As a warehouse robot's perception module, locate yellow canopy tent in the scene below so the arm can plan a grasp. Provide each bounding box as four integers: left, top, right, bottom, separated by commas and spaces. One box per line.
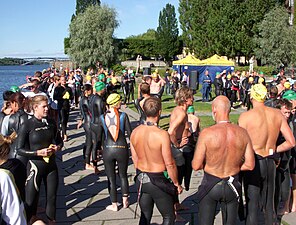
172, 55, 201, 65
198, 54, 235, 66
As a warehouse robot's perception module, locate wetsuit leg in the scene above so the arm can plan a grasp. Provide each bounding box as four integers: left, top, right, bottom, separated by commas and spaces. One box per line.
83, 124, 92, 164
45, 166, 58, 220
139, 181, 175, 225
183, 151, 194, 191
115, 149, 129, 197
90, 124, 100, 167
60, 108, 69, 137
25, 160, 44, 220
243, 156, 260, 225
103, 149, 117, 202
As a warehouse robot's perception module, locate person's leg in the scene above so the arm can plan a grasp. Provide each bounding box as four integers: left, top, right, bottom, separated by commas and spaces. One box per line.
230, 90, 236, 107
198, 187, 219, 225
103, 150, 118, 211
45, 166, 59, 221
84, 125, 93, 166
116, 148, 129, 208
183, 151, 194, 191
264, 159, 276, 225
139, 190, 154, 225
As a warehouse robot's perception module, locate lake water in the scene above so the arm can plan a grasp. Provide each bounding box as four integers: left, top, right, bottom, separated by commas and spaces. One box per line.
0, 64, 50, 106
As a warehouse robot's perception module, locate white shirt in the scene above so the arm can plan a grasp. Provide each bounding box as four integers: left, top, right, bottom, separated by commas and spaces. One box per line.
0, 169, 27, 225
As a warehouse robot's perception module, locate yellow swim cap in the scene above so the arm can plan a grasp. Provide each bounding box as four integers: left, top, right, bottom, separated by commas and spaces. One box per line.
227, 74, 232, 79
250, 84, 267, 102
86, 75, 91, 81
107, 93, 121, 106
152, 72, 158, 78
111, 77, 117, 85
258, 77, 264, 84
284, 82, 291, 89
249, 77, 254, 82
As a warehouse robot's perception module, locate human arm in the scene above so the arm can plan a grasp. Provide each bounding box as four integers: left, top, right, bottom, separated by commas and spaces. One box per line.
192, 130, 207, 170
168, 110, 188, 148
124, 113, 132, 139
162, 131, 183, 194
130, 132, 138, 169
277, 114, 295, 152
241, 133, 255, 171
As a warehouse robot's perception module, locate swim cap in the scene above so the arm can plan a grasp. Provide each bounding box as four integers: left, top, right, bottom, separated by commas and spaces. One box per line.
187, 106, 195, 113
249, 77, 254, 82
106, 77, 111, 83
227, 74, 232, 79
259, 71, 264, 75
98, 73, 105, 81
122, 70, 127, 73
95, 81, 106, 92
250, 84, 267, 102
111, 77, 117, 85
258, 77, 265, 84
283, 90, 296, 100
284, 82, 291, 89
107, 93, 121, 106
86, 75, 91, 81
152, 72, 158, 78
10, 85, 20, 92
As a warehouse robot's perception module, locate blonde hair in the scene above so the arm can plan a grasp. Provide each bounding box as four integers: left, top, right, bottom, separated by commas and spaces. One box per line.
0, 132, 17, 158
175, 86, 193, 106
31, 95, 48, 111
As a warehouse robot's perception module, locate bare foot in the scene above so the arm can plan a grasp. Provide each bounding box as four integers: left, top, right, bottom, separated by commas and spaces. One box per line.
85, 164, 95, 170
94, 167, 100, 174
123, 196, 129, 208
106, 204, 118, 212
291, 206, 296, 212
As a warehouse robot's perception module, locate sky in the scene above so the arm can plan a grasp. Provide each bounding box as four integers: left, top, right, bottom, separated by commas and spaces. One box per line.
0, 0, 179, 58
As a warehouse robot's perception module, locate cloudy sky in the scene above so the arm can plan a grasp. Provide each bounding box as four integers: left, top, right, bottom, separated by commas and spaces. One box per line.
0, 0, 179, 58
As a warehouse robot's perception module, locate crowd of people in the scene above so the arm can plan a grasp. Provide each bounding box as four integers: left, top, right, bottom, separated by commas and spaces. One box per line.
1, 63, 296, 225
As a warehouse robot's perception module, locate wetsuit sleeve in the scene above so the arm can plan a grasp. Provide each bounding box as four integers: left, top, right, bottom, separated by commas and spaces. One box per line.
16, 122, 37, 157
68, 87, 74, 100
53, 86, 63, 101
54, 121, 63, 149
124, 114, 132, 139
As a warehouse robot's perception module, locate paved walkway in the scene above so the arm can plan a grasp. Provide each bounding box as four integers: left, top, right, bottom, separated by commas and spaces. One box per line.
36, 104, 296, 225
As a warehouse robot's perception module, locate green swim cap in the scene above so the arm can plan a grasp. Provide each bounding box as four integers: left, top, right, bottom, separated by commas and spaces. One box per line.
10, 85, 20, 92
106, 77, 111, 83
283, 90, 296, 100
98, 73, 105, 81
187, 106, 195, 113
95, 81, 106, 92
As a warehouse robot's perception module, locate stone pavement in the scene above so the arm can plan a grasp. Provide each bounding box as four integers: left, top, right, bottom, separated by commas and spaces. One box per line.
36, 104, 296, 225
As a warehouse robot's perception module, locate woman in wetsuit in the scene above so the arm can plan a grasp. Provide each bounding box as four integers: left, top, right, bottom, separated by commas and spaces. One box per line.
98, 93, 132, 211
77, 84, 98, 173
7, 92, 30, 162
16, 95, 63, 223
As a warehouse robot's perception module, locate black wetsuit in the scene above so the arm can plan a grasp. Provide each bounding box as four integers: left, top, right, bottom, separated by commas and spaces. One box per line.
241, 154, 276, 225
16, 116, 63, 221
89, 94, 106, 166
7, 109, 30, 163
98, 111, 132, 203
53, 84, 73, 139
197, 172, 241, 225
136, 171, 176, 225
134, 97, 146, 124
79, 95, 92, 165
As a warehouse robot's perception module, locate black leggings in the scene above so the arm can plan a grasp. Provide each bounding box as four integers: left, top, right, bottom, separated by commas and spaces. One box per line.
83, 123, 92, 164
178, 151, 194, 191
198, 180, 239, 225
90, 123, 101, 167
103, 147, 129, 202
26, 159, 58, 221
243, 156, 276, 225
139, 181, 175, 225
58, 108, 69, 137
274, 166, 290, 215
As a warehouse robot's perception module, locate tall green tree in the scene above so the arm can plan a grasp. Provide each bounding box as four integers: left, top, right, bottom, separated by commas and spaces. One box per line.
68, 5, 118, 68
76, 0, 100, 15
156, 3, 181, 64
254, 6, 296, 67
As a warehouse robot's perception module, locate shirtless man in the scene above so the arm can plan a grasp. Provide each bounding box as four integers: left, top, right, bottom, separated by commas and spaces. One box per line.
192, 96, 255, 225
130, 97, 182, 225
168, 86, 193, 213
238, 84, 295, 225
150, 73, 165, 98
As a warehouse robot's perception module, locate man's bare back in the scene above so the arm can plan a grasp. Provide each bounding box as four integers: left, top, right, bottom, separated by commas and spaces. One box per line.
239, 104, 294, 157
130, 124, 173, 173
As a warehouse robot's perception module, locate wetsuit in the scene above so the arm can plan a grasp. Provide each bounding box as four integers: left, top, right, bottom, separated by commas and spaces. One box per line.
53, 84, 73, 139
128, 75, 135, 103
134, 97, 146, 124
7, 109, 30, 162
241, 154, 276, 225
79, 95, 92, 165
98, 111, 132, 203
89, 94, 106, 167
16, 116, 63, 221
122, 74, 130, 104
136, 171, 176, 225
198, 172, 241, 225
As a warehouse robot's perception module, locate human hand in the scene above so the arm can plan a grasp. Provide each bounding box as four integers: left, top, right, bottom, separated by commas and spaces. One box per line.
179, 137, 188, 148
77, 120, 83, 129
38, 148, 53, 157
177, 184, 183, 194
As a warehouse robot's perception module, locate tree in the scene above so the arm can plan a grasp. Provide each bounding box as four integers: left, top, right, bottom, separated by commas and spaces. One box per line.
156, 3, 181, 64
76, 0, 100, 15
254, 6, 296, 67
68, 5, 118, 68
